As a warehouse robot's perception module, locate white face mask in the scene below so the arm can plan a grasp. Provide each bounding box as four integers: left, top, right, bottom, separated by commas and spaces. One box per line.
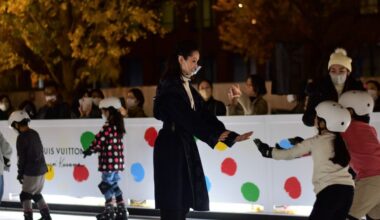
45, 95, 57, 102
199, 89, 211, 101
183, 64, 202, 79
368, 89, 378, 101
329, 73, 347, 85
0, 103, 6, 111
286, 94, 296, 103
101, 114, 107, 121
126, 98, 137, 108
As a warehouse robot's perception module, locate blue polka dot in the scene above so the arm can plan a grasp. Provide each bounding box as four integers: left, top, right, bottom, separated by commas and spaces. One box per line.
279, 139, 293, 149
205, 176, 211, 192
131, 163, 145, 182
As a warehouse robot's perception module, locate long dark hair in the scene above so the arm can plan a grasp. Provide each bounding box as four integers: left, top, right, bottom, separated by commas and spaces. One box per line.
162, 40, 199, 81
247, 74, 267, 96
129, 88, 145, 108
317, 117, 350, 167
330, 132, 350, 167
106, 107, 125, 136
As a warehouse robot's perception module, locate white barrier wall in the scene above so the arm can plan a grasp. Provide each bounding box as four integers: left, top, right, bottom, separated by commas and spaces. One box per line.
1, 114, 380, 212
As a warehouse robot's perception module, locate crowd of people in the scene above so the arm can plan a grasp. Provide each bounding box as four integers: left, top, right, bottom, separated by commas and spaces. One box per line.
0, 43, 380, 220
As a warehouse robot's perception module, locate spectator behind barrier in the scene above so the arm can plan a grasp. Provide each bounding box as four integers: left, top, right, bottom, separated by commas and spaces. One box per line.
227, 74, 268, 115
36, 82, 72, 119
126, 88, 147, 118
0, 95, 14, 120
365, 80, 380, 112
197, 79, 226, 116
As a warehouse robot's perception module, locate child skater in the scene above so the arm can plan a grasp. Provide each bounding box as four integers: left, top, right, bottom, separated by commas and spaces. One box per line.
0, 130, 12, 204
338, 90, 380, 220
83, 97, 127, 220
254, 101, 354, 220
8, 110, 51, 220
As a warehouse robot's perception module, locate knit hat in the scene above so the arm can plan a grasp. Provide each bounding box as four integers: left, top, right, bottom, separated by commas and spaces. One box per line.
328, 48, 352, 72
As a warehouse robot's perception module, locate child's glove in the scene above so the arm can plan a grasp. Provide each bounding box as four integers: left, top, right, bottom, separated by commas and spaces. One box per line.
288, 136, 304, 145
82, 149, 92, 158
17, 173, 23, 184
253, 139, 272, 158
3, 157, 10, 172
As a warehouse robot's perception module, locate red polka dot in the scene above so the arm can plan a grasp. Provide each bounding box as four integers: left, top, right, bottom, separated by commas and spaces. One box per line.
221, 157, 237, 176
284, 176, 302, 199
144, 127, 158, 147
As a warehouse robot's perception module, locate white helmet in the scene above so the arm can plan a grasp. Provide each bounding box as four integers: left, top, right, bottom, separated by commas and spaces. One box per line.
99, 97, 121, 109
339, 90, 374, 116
8, 110, 30, 128
315, 101, 351, 132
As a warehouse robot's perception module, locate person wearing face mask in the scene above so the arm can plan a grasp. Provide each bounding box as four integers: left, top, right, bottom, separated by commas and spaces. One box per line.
365, 80, 380, 112
125, 88, 146, 118
0, 95, 14, 120
302, 48, 364, 127
36, 82, 71, 119
153, 40, 253, 220
197, 79, 226, 116
227, 74, 268, 115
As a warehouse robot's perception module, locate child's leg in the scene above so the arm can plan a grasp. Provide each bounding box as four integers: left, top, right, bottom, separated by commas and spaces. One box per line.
97, 173, 116, 220
19, 191, 33, 219
23, 175, 51, 220
309, 184, 353, 220
349, 175, 380, 219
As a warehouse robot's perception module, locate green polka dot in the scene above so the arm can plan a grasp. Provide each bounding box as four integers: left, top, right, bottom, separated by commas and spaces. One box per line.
80, 131, 95, 151
241, 182, 260, 202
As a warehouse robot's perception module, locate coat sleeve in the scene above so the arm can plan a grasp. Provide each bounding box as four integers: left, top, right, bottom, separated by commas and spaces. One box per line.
89, 126, 107, 153
272, 139, 312, 160
155, 87, 232, 148
16, 137, 25, 176
0, 132, 12, 160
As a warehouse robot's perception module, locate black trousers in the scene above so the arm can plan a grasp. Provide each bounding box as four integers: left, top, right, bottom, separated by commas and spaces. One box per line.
160, 209, 189, 220
309, 184, 354, 220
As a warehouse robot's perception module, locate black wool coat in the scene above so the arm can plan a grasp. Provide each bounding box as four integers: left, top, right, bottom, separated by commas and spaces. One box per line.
302, 75, 364, 126
153, 77, 236, 211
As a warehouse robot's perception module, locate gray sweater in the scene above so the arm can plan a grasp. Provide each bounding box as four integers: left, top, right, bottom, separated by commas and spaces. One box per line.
0, 132, 12, 175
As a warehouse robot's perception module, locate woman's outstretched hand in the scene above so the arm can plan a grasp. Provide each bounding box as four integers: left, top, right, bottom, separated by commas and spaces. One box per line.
235, 131, 253, 142
218, 131, 230, 142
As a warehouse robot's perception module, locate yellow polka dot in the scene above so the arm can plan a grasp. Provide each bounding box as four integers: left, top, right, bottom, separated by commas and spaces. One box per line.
215, 142, 228, 151
45, 164, 55, 181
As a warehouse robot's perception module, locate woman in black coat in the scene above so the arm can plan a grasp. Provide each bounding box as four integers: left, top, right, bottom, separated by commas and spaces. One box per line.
153, 41, 252, 220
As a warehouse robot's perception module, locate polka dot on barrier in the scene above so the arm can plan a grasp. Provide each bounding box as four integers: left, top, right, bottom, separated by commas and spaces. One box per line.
215, 142, 228, 151
73, 164, 89, 182
284, 176, 302, 199
278, 139, 293, 149
241, 182, 260, 202
131, 163, 145, 182
80, 131, 95, 151
144, 127, 157, 147
205, 176, 212, 192
221, 157, 237, 176
45, 164, 55, 181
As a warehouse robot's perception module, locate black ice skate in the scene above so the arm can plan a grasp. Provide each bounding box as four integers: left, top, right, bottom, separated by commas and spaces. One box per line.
115, 203, 128, 220
38, 208, 52, 220
24, 212, 33, 220
96, 204, 115, 220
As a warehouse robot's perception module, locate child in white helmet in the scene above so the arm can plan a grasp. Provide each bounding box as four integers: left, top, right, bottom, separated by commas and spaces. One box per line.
254, 101, 354, 220
339, 90, 380, 220
8, 110, 51, 220
83, 97, 127, 220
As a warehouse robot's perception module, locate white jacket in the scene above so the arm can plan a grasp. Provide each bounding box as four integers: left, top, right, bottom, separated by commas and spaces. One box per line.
272, 131, 354, 194
0, 131, 12, 175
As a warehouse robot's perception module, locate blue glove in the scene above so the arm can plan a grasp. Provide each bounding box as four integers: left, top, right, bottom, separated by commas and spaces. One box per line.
253, 139, 272, 158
